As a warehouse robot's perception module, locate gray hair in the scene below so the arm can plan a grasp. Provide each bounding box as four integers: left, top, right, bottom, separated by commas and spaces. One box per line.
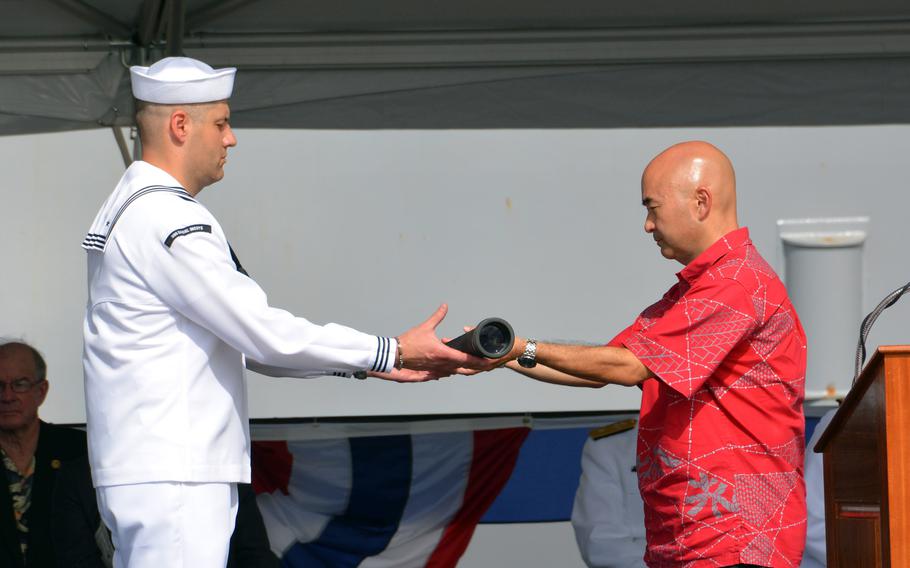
0, 340, 47, 382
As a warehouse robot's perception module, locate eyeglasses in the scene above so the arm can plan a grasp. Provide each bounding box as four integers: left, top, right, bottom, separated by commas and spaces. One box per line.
0, 379, 45, 393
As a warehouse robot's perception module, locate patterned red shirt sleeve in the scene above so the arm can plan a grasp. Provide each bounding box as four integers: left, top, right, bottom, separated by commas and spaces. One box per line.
606, 324, 635, 348
622, 277, 759, 398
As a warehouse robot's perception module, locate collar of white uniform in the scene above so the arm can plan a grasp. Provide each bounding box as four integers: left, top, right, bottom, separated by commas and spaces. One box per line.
82, 161, 192, 252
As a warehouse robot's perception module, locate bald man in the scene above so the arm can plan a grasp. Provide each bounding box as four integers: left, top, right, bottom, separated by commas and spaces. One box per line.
482, 141, 808, 567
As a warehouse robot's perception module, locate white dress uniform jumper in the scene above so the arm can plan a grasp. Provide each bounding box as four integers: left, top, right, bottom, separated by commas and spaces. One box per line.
82, 57, 396, 567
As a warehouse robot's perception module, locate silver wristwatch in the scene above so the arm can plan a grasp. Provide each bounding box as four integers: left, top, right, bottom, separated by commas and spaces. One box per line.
517, 339, 538, 368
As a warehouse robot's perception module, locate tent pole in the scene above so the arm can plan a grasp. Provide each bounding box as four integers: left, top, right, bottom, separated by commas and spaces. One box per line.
133, 128, 143, 162
166, 0, 185, 56
111, 127, 133, 168
137, 0, 164, 47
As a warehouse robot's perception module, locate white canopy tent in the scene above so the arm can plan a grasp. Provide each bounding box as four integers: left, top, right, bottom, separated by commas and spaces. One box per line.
3, 0, 910, 136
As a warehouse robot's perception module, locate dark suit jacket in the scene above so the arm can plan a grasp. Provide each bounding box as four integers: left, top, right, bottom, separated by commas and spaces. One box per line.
0, 421, 87, 568
228, 483, 280, 568
52, 455, 279, 568
50, 453, 106, 568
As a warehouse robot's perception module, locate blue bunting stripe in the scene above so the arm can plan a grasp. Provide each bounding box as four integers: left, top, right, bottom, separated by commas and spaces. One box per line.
282, 435, 412, 567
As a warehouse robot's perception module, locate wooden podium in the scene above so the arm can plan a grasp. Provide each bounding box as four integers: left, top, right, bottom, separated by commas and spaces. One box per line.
815, 345, 910, 567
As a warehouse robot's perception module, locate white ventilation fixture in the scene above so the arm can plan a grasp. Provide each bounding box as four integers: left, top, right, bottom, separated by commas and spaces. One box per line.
777, 216, 869, 400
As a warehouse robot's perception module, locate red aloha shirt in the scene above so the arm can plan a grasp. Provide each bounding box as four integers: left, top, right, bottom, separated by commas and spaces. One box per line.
610, 227, 807, 568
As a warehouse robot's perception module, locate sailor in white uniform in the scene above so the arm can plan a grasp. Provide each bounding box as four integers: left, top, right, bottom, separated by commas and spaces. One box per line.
801, 408, 836, 568
82, 57, 483, 568
571, 419, 647, 568
572, 414, 832, 568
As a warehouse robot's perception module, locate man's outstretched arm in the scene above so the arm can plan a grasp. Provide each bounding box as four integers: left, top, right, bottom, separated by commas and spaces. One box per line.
531, 342, 654, 386
503, 361, 606, 388
473, 340, 654, 388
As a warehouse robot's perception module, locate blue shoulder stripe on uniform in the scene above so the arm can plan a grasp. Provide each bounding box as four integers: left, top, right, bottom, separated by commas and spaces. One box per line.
81, 232, 107, 251
82, 234, 106, 245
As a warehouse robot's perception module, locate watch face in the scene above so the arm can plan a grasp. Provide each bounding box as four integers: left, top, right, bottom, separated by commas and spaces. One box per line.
517, 355, 536, 368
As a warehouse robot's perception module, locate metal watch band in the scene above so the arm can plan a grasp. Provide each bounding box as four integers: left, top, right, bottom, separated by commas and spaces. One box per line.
518, 338, 538, 368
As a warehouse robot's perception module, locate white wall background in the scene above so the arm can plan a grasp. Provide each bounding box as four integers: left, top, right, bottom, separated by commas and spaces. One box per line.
3, 125, 910, 424
462, 522, 587, 567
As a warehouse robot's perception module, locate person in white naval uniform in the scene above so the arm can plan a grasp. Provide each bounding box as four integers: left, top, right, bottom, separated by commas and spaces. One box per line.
571, 419, 646, 568
81, 57, 485, 568
572, 414, 832, 568
801, 408, 836, 568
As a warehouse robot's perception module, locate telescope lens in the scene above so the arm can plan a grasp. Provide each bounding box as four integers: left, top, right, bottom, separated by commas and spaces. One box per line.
478, 322, 509, 355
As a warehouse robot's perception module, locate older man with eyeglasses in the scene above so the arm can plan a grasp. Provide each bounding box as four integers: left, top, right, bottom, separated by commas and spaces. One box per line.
0, 341, 87, 568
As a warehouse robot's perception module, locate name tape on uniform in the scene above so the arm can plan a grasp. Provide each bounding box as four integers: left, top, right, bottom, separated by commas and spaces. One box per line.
165, 224, 212, 248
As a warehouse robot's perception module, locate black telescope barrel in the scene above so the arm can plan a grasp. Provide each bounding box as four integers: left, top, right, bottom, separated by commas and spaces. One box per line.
445, 317, 514, 359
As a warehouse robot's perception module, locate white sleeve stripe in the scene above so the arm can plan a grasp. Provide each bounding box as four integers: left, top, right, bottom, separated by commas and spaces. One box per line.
379, 336, 390, 371
370, 336, 393, 372
370, 337, 382, 371
379, 336, 389, 371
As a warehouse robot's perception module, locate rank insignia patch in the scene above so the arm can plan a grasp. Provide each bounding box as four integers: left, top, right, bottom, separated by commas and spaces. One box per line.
589, 418, 637, 441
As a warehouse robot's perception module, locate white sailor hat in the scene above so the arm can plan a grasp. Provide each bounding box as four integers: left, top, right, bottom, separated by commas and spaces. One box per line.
130, 57, 236, 104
